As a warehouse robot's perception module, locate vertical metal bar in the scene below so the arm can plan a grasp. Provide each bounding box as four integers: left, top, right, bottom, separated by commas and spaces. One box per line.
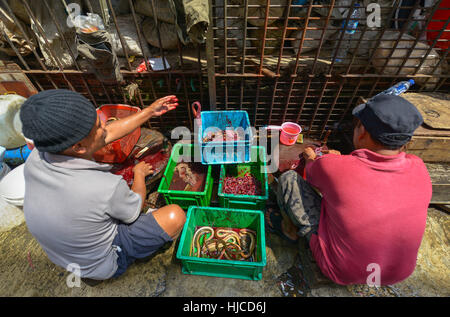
336, 0, 404, 125
294, 0, 335, 124
432, 77, 447, 92
267, 0, 292, 125
241, 0, 248, 74
182, 74, 193, 131
0, 26, 44, 92
281, 1, 314, 125
379, 0, 444, 91
393, 0, 443, 77
253, 78, 261, 125
225, 78, 229, 110
418, 45, 450, 91
319, 79, 345, 139
43, 0, 98, 106
100, 81, 113, 104
105, 0, 141, 106
413, 10, 450, 76
239, 78, 244, 110
20, 0, 75, 91
148, 0, 172, 98
307, 79, 328, 137
326, 0, 358, 75
107, 0, 132, 71
197, 44, 205, 105
1, 0, 58, 89
0, 27, 30, 71
258, 0, 271, 75
127, 0, 155, 110
365, 0, 421, 98
224, 0, 228, 75
239, 0, 249, 112
84, 0, 94, 13
206, 0, 217, 109
148, 0, 168, 72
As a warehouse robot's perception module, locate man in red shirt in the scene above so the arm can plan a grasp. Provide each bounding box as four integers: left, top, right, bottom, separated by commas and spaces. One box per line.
268, 94, 432, 285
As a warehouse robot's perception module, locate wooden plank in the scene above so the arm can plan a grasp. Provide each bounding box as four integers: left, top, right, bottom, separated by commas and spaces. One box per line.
426, 163, 450, 204
402, 92, 450, 130
407, 136, 450, 162
414, 125, 450, 137
431, 184, 450, 204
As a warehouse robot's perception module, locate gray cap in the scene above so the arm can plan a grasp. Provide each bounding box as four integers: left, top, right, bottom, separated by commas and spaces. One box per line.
20, 89, 97, 153
352, 94, 423, 147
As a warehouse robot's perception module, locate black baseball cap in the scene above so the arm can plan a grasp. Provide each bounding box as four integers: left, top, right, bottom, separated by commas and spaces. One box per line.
352, 94, 423, 147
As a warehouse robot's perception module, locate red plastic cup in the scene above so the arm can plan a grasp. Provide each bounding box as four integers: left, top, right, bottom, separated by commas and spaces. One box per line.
266, 122, 302, 146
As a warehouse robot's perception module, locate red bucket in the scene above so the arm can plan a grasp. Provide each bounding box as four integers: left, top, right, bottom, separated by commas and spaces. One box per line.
93, 104, 141, 163
427, 0, 450, 50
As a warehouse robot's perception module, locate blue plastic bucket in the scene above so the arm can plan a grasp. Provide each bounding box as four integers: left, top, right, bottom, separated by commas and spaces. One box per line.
3, 145, 32, 166
198, 110, 253, 165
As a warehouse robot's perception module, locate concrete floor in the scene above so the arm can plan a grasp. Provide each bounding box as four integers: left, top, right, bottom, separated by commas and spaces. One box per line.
0, 206, 448, 297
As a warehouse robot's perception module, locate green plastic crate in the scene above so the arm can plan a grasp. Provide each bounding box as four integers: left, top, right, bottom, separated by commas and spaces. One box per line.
176, 206, 267, 280
218, 146, 269, 210
157, 143, 213, 210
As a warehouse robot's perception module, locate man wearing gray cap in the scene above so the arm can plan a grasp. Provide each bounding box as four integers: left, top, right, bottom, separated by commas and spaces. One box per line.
268, 94, 432, 285
20, 89, 186, 283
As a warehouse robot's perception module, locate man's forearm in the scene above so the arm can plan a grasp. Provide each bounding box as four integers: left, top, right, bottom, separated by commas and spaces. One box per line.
105, 107, 154, 144
131, 174, 147, 210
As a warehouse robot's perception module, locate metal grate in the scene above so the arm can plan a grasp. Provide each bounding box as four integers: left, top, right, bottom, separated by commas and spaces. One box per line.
0, 0, 208, 132
208, 0, 450, 139
0, 0, 449, 138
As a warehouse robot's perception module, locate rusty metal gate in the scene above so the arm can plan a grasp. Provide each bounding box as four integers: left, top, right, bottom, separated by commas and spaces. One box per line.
207, 0, 450, 140
0, 0, 449, 139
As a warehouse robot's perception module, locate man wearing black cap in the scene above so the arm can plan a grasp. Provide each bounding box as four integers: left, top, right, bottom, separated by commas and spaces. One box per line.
20, 89, 186, 283
269, 94, 432, 285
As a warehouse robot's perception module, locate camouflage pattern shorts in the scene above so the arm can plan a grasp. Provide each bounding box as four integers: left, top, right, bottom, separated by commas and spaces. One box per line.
276, 170, 322, 240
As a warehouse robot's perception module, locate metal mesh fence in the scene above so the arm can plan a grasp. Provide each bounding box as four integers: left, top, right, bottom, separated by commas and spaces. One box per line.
0, 0, 449, 138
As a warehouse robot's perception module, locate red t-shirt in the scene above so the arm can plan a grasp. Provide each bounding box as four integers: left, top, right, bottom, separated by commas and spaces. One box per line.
306, 149, 432, 285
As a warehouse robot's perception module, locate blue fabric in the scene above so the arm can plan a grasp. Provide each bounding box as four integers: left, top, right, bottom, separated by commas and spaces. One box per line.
111, 212, 173, 278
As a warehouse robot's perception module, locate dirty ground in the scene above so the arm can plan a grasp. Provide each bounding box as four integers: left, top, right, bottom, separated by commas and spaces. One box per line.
0, 205, 448, 297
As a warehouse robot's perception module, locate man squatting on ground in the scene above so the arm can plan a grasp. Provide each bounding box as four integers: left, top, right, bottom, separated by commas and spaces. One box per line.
269, 94, 432, 285
20, 89, 186, 281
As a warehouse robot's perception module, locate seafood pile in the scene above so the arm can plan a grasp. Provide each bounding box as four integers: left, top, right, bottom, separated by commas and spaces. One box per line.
190, 226, 257, 262
174, 162, 197, 187
202, 129, 241, 143
222, 172, 262, 196
168, 162, 207, 192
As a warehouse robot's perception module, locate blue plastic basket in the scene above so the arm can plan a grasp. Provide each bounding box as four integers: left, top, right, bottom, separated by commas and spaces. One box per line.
198, 110, 253, 165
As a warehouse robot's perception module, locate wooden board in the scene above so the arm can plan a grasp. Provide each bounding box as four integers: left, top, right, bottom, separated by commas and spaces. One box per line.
400, 93, 450, 163
407, 134, 450, 163
402, 92, 450, 130
426, 163, 450, 205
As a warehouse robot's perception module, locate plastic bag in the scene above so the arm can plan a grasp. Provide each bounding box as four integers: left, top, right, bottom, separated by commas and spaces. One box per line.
142, 17, 179, 49
72, 13, 105, 33
109, 14, 151, 57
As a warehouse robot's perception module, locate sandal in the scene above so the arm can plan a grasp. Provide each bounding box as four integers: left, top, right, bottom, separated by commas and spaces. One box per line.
265, 209, 298, 244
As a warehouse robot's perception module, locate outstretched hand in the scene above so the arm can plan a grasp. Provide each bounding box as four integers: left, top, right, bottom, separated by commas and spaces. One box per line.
149, 95, 179, 117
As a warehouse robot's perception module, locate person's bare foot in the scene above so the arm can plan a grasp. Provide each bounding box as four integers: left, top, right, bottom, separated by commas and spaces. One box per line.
281, 217, 299, 242
266, 208, 299, 242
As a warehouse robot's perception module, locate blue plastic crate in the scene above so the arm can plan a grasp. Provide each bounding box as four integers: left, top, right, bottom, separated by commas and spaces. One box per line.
198, 110, 253, 165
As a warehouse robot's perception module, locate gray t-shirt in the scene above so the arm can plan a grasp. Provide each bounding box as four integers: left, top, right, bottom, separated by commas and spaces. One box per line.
23, 149, 141, 280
